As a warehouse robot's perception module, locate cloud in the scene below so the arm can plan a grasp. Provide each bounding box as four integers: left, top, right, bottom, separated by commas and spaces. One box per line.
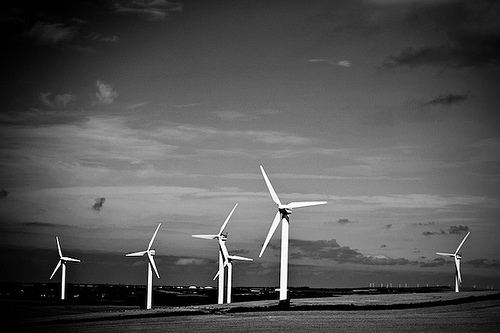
27, 22, 78, 46
382, 0, 500, 68
114, 0, 183, 21
413, 222, 435, 226
212, 111, 254, 121
22, 222, 59, 228
420, 257, 448, 267
39, 92, 75, 108
307, 59, 352, 67
447, 225, 469, 234
336, 218, 357, 225
88, 32, 120, 43
92, 198, 106, 212
95, 80, 119, 104
336, 60, 352, 68
288, 239, 411, 266
466, 258, 500, 268
422, 229, 446, 236
174, 258, 209, 266
426, 93, 469, 106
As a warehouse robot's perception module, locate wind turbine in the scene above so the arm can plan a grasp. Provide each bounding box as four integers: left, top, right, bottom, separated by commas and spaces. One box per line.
126, 223, 161, 309
213, 233, 253, 304
49, 236, 81, 301
259, 165, 327, 302
192, 203, 238, 304
436, 231, 471, 292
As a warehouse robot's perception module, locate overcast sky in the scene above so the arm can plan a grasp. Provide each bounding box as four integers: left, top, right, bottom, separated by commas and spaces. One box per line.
1, 0, 499, 289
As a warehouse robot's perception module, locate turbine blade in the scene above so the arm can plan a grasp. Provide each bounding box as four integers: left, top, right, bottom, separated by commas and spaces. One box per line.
192, 234, 218, 240
260, 165, 281, 206
213, 260, 228, 280
455, 231, 471, 255
455, 257, 462, 284
228, 255, 253, 262
50, 260, 61, 280
219, 239, 230, 261
62, 256, 81, 263
286, 201, 327, 209
147, 223, 161, 251
147, 252, 160, 279
436, 252, 455, 257
126, 250, 147, 257
259, 211, 282, 257
56, 236, 63, 258
218, 203, 238, 235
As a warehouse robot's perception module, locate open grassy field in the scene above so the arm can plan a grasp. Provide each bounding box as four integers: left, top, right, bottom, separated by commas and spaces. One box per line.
5, 291, 500, 332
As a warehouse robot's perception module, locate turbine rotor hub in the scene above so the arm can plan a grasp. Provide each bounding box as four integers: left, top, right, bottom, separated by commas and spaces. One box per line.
279, 207, 292, 215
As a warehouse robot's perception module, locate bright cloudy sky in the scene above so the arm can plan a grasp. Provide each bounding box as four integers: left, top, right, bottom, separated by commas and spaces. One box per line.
0, 0, 499, 289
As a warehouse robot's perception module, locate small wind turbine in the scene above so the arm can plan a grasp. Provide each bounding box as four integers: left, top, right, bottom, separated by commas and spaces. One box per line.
259, 165, 327, 302
49, 236, 81, 300
436, 231, 471, 292
126, 223, 161, 309
213, 234, 253, 303
192, 203, 238, 304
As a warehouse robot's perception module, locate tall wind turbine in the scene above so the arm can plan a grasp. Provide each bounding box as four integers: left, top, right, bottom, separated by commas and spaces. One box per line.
49, 236, 81, 301
259, 165, 327, 302
192, 203, 238, 304
126, 223, 161, 309
436, 231, 471, 292
213, 233, 253, 304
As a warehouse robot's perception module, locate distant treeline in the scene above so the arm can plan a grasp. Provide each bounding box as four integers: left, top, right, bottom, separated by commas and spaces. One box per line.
0, 282, 458, 307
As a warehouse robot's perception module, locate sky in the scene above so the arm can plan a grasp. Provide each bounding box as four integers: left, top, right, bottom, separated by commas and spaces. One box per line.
1, 0, 499, 289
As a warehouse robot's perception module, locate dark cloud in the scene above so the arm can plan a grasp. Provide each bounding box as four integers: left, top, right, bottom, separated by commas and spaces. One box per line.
380, 244, 387, 248
448, 225, 469, 234
0, 189, 8, 198
22, 222, 57, 228
413, 222, 435, 226
466, 258, 500, 268
420, 257, 448, 268
384, 224, 393, 229
336, 218, 357, 225
92, 198, 106, 212
230, 249, 250, 255
114, 0, 183, 21
382, 0, 500, 68
422, 229, 446, 236
427, 93, 469, 106
288, 239, 411, 266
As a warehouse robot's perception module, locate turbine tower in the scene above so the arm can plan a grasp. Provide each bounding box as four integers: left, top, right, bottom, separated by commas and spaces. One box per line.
259, 165, 327, 302
126, 223, 161, 309
49, 236, 81, 301
192, 203, 238, 304
213, 233, 253, 303
436, 231, 471, 292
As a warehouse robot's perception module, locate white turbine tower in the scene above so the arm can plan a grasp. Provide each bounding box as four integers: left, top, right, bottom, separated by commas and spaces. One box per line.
126, 223, 161, 309
213, 233, 253, 304
192, 203, 238, 304
436, 231, 471, 292
49, 236, 81, 301
259, 165, 327, 302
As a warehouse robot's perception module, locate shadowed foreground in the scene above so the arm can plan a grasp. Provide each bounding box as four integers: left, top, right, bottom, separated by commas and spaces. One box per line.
6, 291, 500, 332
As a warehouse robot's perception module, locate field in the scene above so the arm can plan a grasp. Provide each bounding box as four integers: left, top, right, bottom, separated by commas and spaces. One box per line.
4, 291, 500, 332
